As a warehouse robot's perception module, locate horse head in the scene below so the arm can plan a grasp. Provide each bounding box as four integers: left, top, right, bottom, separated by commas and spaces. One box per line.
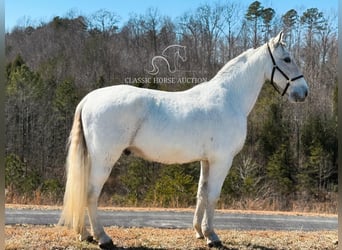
267, 31, 309, 102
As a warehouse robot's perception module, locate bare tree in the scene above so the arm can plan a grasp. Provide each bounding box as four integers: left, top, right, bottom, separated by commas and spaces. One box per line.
88, 9, 120, 36
223, 1, 242, 60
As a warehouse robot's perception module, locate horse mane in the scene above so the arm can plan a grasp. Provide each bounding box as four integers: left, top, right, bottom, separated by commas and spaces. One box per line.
213, 47, 260, 81
186, 47, 259, 92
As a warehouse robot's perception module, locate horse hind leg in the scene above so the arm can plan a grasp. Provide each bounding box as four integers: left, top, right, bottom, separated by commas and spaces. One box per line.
86, 151, 122, 249
87, 189, 115, 249
193, 160, 209, 239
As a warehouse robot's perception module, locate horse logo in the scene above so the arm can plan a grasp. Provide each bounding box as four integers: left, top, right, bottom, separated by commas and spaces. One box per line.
146, 45, 187, 75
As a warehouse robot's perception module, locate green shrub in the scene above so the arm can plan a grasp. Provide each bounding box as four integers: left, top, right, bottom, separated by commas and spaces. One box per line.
5, 153, 41, 195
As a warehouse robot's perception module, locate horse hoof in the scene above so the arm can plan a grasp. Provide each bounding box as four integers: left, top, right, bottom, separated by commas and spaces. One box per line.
195, 232, 205, 239
99, 239, 116, 250
85, 235, 96, 243
208, 240, 223, 248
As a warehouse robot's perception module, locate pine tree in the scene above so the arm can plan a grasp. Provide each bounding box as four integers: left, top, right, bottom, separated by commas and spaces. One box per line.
281, 9, 298, 49
53, 79, 79, 120
261, 8, 275, 42
149, 164, 196, 207
246, 1, 263, 48
120, 158, 152, 206
266, 142, 295, 209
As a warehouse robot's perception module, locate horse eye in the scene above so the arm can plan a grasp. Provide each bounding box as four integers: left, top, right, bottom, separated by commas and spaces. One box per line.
283, 57, 291, 63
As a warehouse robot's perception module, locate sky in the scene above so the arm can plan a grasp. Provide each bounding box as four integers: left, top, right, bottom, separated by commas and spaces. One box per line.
5, 0, 338, 32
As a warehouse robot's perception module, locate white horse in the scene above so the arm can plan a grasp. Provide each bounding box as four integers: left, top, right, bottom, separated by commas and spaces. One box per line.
59, 32, 308, 249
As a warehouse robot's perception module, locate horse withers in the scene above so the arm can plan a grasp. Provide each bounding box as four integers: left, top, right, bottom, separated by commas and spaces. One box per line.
59, 32, 308, 249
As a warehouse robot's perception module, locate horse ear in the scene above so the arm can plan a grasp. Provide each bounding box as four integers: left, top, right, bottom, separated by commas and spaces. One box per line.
278, 31, 284, 43
271, 31, 284, 47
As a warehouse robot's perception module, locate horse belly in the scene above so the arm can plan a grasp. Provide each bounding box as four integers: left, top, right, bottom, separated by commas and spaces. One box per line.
130, 128, 204, 164
130, 118, 247, 165
130, 148, 201, 165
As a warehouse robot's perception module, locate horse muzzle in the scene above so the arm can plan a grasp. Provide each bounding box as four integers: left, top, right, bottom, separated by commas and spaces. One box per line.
288, 84, 309, 102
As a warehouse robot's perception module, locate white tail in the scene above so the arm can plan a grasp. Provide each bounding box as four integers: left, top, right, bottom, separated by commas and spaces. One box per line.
58, 100, 90, 234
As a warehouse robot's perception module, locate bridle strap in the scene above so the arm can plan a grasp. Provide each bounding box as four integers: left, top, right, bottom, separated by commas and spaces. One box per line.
267, 43, 304, 96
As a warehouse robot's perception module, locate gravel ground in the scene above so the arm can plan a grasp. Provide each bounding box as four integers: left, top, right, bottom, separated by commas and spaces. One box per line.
5, 205, 338, 249
5, 225, 338, 250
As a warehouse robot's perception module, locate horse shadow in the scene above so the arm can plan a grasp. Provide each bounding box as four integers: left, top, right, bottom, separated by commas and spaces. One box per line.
75, 245, 278, 250
99, 244, 276, 250
114, 245, 276, 250
69, 240, 277, 250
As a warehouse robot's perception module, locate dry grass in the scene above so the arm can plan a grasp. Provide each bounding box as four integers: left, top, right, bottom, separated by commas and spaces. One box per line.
5, 205, 338, 249
5, 225, 337, 250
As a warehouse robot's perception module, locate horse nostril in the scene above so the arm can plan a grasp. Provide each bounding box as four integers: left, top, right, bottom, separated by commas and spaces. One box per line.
291, 90, 307, 102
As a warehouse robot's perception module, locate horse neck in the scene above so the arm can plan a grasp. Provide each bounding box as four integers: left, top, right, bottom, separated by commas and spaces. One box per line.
211, 44, 269, 116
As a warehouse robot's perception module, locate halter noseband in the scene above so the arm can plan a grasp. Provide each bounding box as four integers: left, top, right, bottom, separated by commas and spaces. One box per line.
267, 43, 304, 96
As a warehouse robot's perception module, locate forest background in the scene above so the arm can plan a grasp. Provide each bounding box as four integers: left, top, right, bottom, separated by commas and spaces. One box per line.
5, 1, 338, 213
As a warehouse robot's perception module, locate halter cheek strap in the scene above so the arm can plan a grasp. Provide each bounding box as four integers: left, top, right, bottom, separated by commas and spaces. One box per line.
267, 43, 304, 96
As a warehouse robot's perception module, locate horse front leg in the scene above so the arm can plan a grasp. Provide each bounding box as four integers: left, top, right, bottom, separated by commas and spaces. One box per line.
193, 160, 209, 239
201, 158, 232, 247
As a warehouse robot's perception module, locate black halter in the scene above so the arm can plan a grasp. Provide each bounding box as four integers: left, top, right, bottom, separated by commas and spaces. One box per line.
267, 43, 304, 96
